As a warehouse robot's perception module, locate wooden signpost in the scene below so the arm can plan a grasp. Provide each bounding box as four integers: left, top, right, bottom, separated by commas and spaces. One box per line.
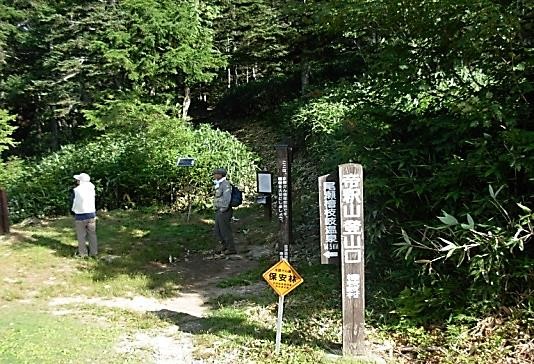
338, 163, 365, 356
276, 144, 292, 260
274, 143, 365, 357
267, 143, 299, 355
319, 163, 366, 356
0, 190, 9, 235
318, 173, 340, 264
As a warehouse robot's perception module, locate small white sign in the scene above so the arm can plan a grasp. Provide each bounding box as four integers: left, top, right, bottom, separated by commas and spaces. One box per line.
257, 172, 272, 194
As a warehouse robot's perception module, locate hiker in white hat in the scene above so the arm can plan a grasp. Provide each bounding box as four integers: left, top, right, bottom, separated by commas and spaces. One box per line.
72, 173, 97, 257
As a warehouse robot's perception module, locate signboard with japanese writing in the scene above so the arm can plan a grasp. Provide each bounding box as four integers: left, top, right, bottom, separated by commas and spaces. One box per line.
276, 145, 292, 260
318, 174, 340, 264
262, 259, 303, 296
338, 163, 365, 356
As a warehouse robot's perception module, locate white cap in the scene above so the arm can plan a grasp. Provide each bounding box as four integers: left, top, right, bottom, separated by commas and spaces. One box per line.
73, 173, 91, 182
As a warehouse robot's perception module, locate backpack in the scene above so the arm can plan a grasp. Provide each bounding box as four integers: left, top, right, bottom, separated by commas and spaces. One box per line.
230, 184, 243, 207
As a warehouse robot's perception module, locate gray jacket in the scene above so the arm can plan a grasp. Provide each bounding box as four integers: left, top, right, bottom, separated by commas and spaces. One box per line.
214, 179, 232, 212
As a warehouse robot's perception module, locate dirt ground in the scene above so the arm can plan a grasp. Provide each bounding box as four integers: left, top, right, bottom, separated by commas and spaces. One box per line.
47, 249, 269, 364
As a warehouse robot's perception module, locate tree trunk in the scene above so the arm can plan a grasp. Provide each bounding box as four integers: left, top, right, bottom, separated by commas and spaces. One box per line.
234, 66, 239, 86
227, 68, 231, 88
182, 86, 191, 119
301, 60, 311, 96
50, 117, 59, 151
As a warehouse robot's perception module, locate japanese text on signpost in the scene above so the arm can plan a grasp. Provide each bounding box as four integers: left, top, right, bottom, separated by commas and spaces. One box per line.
276, 145, 292, 260
338, 163, 365, 355
319, 174, 340, 264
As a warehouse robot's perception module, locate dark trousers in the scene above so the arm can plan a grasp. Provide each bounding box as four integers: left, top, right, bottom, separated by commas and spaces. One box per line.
214, 209, 235, 251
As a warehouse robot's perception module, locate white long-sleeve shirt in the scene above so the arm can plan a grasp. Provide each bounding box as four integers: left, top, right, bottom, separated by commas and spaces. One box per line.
72, 182, 96, 214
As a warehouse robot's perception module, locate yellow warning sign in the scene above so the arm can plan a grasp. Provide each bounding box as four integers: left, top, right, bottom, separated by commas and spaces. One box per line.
262, 259, 303, 296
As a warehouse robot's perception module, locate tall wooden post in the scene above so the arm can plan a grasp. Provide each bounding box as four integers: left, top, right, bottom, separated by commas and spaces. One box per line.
276, 144, 292, 260
0, 190, 10, 235
338, 163, 365, 356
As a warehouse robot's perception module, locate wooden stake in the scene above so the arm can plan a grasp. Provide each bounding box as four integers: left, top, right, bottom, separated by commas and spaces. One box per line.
0, 190, 9, 235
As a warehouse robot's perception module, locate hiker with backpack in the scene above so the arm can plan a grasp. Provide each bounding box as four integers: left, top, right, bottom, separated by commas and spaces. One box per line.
213, 168, 239, 255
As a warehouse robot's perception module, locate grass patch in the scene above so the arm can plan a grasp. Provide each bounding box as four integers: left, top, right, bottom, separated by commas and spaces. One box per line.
0, 209, 218, 302
0, 306, 122, 364
217, 264, 270, 288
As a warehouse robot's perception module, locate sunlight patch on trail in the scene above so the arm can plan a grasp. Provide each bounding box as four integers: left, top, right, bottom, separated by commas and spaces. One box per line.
49, 294, 207, 318
115, 326, 202, 364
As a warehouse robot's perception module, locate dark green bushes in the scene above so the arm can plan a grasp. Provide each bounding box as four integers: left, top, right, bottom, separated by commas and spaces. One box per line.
216, 74, 301, 118
281, 81, 533, 320
3, 119, 258, 222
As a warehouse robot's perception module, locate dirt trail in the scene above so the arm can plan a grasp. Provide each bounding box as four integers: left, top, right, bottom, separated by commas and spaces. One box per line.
50, 253, 263, 317
48, 249, 269, 364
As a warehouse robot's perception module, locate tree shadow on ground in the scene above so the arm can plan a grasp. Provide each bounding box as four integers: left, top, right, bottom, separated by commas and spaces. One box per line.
8, 207, 277, 298
23, 234, 76, 257
187, 262, 346, 352
149, 308, 342, 352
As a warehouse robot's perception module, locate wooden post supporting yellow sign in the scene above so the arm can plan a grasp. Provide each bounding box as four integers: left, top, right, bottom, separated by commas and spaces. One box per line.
262, 259, 303, 354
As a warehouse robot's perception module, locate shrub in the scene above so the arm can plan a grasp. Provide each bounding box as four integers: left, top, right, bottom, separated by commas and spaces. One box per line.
5, 118, 258, 221
0, 109, 17, 155
281, 81, 534, 317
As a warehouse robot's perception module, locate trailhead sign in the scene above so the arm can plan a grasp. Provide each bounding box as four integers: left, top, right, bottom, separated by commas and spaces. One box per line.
176, 157, 195, 167
339, 163, 365, 355
274, 147, 366, 357
318, 163, 366, 356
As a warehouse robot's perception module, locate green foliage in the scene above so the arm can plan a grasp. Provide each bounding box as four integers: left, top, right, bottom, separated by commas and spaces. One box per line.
280, 37, 533, 315
1, 0, 533, 331
5, 118, 258, 221
0, 109, 16, 154
0, 109, 17, 187
99, 0, 225, 89
395, 192, 533, 301
83, 99, 178, 131
214, 0, 290, 69
0, 0, 225, 154
0, 157, 23, 191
